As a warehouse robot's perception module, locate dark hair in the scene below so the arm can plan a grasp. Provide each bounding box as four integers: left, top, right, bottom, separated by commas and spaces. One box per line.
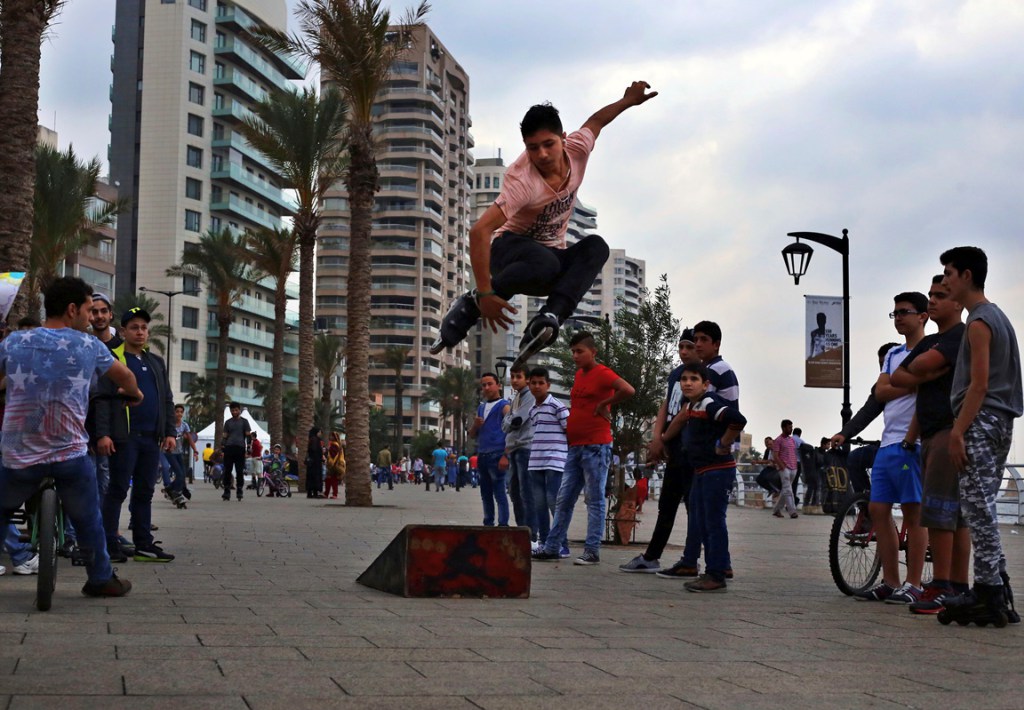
940, 246, 987, 290
781, 419, 793, 428
793, 427, 802, 437
893, 291, 928, 314
878, 342, 899, 359
932, 274, 944, 285
528, 366, 550, 382
43, 276, 92, 319
520, 103, 562, 138
480, 372, 499, 385
229, 401, 242, 410
693, 320, 722, 344
569, 331, 596, 349
680, 362, 709, 381
16, 316, 41, 329
510, 362, 529, 375
174, 403, 185, 411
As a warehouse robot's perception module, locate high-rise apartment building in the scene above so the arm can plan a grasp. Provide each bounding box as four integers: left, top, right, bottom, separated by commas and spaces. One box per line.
317, 25, 473, 438
109, 0, 301, 412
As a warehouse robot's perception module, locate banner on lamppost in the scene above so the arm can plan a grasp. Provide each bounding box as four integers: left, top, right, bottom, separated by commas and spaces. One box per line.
805, 295, 843, 388
0, 272, 26, 322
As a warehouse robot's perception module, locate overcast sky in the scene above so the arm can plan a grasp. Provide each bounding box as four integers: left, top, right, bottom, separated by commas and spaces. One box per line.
39, 0, 1024, 454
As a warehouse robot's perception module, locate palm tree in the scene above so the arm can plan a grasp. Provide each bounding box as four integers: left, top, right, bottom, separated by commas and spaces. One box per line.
27, 144, 121, 311
239, 84, 348, 496
112, 290, 172, 357
379, 346, 409, 455
422, 367, 477, 452
167, 227, 252, 444
256, 0, 429, 506
314, 332, 346, 405
243, 226, 298, 448
0, 0, 67, 323
185, 375, 218, 431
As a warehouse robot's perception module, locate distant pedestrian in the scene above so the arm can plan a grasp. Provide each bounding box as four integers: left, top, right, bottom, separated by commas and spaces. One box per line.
771, 420, 800, 518
376, 445, 392, 490
220, 403, 251, 501
430, 443, 448, 492
306, 427, 324, 498
325, 432, 345, 499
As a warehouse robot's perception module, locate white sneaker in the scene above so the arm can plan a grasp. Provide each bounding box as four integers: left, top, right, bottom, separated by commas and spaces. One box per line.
531, 541, 542, 553
0, 565, 6, 576
12, 554, 39, 575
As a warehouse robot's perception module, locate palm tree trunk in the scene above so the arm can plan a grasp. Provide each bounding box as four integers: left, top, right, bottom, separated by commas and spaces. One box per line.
215, 309, 230, 444
269, 281, 286, 447
394, 375, 403, 456
296, 212, 318, 491
344, 129, 377, 506
0, 0, 47, 323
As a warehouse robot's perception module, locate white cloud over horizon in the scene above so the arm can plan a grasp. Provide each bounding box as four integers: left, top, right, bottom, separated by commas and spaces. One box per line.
38, 0, 1024, 455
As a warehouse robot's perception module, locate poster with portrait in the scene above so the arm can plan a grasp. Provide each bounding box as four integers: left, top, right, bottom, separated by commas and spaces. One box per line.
805, 295, 843, 388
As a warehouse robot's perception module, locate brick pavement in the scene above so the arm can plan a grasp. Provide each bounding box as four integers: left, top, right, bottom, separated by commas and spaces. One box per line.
1, 480, 1022, 709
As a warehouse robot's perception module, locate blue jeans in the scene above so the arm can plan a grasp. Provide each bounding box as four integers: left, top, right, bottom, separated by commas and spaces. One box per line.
530, 468, 567, 549
4, 523, 33, 566
66, 454, 110, 543
682, 468, 734, 581
0, 455, 113, 584
477, 451, 508, 526
543, 444, 611, 555
508, 448, 537, 539
104, 433, 161, 549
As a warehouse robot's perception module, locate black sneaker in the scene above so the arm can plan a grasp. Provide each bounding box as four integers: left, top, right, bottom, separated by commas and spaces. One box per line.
656, 561, 700, 579
107, 546, 128, 564
519, 312, 562, 353
82, 573, 132, 598
532, 549, 561, 561
133, 544, 175, 563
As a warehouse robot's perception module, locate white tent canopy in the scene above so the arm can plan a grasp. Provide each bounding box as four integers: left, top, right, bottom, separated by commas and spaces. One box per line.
195, 406, 270, 452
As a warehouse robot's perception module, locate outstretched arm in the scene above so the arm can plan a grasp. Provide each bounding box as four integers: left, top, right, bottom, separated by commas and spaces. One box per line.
582, 81, 658, 140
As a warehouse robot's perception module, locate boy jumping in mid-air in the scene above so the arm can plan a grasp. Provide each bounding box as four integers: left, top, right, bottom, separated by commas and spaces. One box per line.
430, 81, 658, 362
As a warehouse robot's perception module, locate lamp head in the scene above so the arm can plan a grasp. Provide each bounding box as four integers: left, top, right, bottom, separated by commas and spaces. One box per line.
782, 240, 814, 285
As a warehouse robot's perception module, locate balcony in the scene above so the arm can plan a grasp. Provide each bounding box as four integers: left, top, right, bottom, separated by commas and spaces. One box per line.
214, 5, 305, 78
212, 131, 276, 175
209, 194, 281, 230
214, 67, 269, 103
211, 162, 295, 213
207, 324, 298, 354
215, 38, 291, 92
212, 101, 255, 124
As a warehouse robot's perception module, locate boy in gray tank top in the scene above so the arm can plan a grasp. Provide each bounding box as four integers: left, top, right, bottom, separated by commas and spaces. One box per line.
940, 246, 1023, 627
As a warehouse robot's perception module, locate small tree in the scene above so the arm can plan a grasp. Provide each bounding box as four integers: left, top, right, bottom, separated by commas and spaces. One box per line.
409, 429, 439, 462
185, 375, 218, 432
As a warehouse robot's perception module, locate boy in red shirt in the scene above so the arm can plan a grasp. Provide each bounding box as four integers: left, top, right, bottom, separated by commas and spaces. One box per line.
533, 332, 634, 565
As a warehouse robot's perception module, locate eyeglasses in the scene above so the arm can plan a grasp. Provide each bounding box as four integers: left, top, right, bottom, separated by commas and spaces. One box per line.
889, 309, 921, 319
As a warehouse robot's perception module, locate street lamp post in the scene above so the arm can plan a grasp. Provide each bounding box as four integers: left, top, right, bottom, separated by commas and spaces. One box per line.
782, 228, 852, 426
494, 356, 514, 399
139, 285, 201, 391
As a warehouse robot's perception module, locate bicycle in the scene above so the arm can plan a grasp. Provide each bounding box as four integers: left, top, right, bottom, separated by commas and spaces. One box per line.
828, 490, 933, 596
255, 461, 291, 498
10, 478, 63, 611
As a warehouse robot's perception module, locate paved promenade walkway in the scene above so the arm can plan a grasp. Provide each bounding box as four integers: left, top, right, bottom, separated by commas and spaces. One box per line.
2, 481, 1023, 709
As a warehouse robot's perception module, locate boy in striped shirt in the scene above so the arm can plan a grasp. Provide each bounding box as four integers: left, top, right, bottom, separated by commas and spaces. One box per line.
526, 367, 570, 557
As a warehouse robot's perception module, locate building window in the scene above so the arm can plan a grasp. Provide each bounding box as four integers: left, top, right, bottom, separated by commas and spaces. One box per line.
484, 176, 490, 189
188, 82, 204, 105
213, 93, 224, 110
189, 51, 206, 74
186, 113, 204, 137
184, 209, 202, 232
190, 19, 206, 42
188, 0, 207, 10
181, 371, 197, 393
185, 177, 203, 200
181, 339, 198, 361
182, 306, 199, 329
183, 274, 200, 295
493, 176, 500, 189
186, 145, 203, 168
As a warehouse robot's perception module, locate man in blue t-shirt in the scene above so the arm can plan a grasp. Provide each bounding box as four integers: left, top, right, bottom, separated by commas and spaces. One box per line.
469, 373, 510, 526
0, 277, 140, 597
430, 443, 448, 492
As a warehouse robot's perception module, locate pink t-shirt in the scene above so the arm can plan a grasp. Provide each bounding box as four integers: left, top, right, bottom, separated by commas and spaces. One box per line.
493, 127, 596, 249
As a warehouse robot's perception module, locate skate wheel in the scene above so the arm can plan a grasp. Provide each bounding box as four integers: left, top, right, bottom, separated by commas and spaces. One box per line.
956, 618, 970, 626
938, 610, 953, 625
993, 612, 1008, 628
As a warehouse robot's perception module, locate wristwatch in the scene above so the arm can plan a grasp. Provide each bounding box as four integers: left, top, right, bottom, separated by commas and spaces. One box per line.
900, 440, 916, 451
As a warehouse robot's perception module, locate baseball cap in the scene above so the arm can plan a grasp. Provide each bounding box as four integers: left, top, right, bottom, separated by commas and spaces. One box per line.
121, 306, 151, 327
91, 292, 112, 307
679, 328, 696, 344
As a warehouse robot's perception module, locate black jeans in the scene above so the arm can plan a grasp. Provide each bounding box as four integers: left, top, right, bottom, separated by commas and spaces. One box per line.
644, 454, 694, 561
490, 232, 610, 320
222, 445, 246, 497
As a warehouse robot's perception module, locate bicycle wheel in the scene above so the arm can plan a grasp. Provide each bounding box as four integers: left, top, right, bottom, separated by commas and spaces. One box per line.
36, 488, 59, 612
828, 491, 882, 596
256, 476, 265, 497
